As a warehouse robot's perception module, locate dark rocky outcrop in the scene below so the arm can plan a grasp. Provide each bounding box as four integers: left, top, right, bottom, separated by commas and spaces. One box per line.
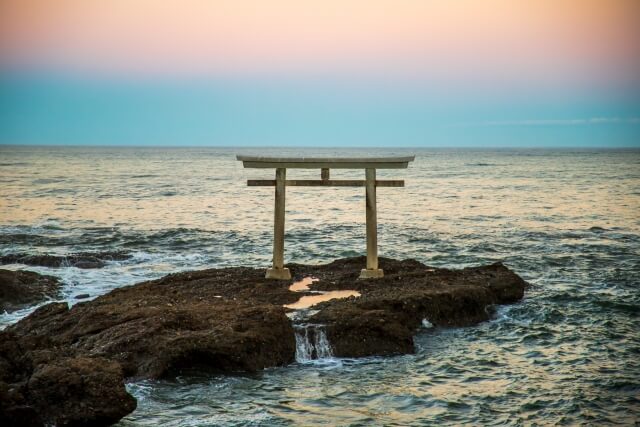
290, 257, 527, 357
7, 268, 298, 379
0, 269, 62, 313
0, 251, 131, 269
1, 256, 527, 426
0, 330, 136, 427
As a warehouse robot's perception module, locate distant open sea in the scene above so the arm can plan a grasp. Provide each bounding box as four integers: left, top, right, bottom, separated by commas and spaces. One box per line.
1, 146, 639, 425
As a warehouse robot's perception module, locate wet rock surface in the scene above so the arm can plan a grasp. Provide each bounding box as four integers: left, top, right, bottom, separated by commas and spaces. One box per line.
290, 257, 527, 357
1, 256, 526, 426
0, 251, 131, 269
0, 269, 63, 313
0, 330, 137, 427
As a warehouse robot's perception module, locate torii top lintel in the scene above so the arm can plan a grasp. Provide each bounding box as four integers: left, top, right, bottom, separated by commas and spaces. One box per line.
237, 155, 414, 169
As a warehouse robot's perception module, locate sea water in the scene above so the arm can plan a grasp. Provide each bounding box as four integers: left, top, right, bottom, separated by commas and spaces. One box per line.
1, 146, 639, 425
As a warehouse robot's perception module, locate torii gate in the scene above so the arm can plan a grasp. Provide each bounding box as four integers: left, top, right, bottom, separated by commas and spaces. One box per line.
237, 155, 415, 280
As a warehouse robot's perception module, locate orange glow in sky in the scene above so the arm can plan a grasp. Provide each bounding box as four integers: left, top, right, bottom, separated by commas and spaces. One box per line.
1, 0, 639, 88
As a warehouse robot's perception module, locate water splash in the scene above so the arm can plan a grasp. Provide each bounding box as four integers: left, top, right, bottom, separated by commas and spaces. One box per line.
294, 324, 333, 362
314, 328, 333, 359
421, 318, 434, 328
294, 326, 312, 361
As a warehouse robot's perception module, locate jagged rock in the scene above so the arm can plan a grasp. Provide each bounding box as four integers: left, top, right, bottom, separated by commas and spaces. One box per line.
0, 329, 136, 427
1, 256, 527, 425
0, 269, 62, 313
299, 258, 527, 357
7, 271, 297, 379
26, 357, 136, 426
0, 251, 131, 269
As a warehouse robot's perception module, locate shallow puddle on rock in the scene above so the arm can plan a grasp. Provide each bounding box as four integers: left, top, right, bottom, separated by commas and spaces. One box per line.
289, 276, 319, 292
284, 290, 361, 310
286, 276, 361, 310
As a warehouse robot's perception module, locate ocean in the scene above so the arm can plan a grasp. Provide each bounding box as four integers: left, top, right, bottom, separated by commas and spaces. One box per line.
1, 146, 639, 425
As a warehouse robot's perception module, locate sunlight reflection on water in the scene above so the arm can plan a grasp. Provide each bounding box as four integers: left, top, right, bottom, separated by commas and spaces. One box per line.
1, 146, 639, 425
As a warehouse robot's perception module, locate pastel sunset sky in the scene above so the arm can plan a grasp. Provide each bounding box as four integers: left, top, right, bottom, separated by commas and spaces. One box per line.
1, 0, 639, 146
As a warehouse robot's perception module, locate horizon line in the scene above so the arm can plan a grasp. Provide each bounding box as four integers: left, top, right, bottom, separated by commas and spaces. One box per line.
1, 144, 639, 150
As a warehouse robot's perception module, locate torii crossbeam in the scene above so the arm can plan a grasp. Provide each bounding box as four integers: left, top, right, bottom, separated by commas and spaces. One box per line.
237, 155, 415, 280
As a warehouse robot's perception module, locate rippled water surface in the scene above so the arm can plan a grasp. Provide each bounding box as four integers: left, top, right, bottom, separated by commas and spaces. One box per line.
1, 146, 639, 425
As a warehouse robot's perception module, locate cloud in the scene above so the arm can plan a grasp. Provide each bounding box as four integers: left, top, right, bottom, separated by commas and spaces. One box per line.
454, 117, 640, 127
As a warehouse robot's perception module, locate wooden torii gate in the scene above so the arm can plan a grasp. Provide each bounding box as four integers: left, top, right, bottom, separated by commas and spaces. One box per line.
237, 155, 415, 280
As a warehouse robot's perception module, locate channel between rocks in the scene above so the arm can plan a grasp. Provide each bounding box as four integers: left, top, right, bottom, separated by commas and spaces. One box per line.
285, 275, 361, 362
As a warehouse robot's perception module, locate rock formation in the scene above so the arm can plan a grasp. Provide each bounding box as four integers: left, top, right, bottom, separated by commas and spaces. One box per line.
0, 256, 527, 426
0, 251, 131, 269
0, 269, 62, 313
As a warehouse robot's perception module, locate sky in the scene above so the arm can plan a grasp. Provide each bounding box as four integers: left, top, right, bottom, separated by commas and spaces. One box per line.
1, 0, 639, 147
